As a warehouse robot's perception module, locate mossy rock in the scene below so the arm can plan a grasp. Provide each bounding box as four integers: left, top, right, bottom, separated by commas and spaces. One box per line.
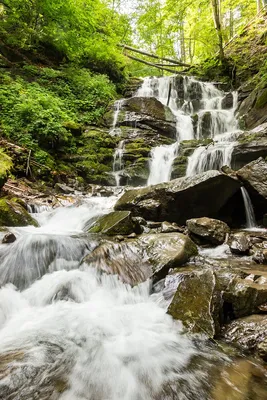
0, 197, 38, 227
255, 88, 267, 109
168, 269, 218, 337
88, 211, 135, 235
0, 150, 13, 189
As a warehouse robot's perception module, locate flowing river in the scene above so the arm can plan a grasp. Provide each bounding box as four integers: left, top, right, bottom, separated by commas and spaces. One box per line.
1, 195, 266, 399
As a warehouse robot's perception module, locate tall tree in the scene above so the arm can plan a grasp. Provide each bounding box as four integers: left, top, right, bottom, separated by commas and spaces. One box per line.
211, 0, 224, 60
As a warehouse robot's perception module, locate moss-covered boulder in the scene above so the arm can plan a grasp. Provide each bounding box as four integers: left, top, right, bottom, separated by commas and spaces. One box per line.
168, 269, 219, 337
0, 198, 38, 227
88, 211, 135, 236
186, 217, 230, 246
115, 170, 241, 225
0, 150, 12, 189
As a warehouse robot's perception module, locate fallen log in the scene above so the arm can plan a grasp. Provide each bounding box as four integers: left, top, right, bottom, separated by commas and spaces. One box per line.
119, 44, 191, 67
125, 54, 188, 74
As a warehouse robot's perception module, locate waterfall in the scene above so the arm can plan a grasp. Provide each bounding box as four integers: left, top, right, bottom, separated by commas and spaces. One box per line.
241, 187, 257, 228
186, 92, 239, 176
136, 76, 239, 183
147, 143, 178, 185
112, 140, 125, 186
0, 197, 224, 399
110, 99, 124, 136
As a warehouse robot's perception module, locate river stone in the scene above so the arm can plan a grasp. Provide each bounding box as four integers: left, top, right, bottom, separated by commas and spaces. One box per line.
186, 217, 230, 245
228, 232, 250, 255
0, 197, 38, 227
223, 273, 267, 318
167, 269, 218, 337
54, 183, 75, 194
115, 170, 241, 225
139, 233, 198, 281
88, 211, 136, 236
83, 233, 197, 285
2, 232, 16, 244
236, 157, 267, 198
221, 92, 233, 109
221, 314, 267, 361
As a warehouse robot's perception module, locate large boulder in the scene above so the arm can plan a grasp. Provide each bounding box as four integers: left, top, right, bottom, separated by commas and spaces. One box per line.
221, 314, 267, 362
236, 157, 267, 219
167, 269, 219, 337
237, 157, 267, 198
238, 86, 267, 129
115, 170, 241, 225
186, 217, 230, 245
83, 232, 198, 285
0, 198, 38, 227
88, 211, 136, 236
232, 123, 267, 170
103, 97, 177, 139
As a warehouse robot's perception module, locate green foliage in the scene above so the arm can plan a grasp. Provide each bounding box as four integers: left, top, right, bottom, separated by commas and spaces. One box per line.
0, 0, 130, 81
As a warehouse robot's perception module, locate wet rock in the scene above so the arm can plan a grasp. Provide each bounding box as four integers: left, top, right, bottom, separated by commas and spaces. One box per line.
228, 232, 250, 255
186, 217, 230, 246
115, 170, 241, 225
238, 85, 267, 129
83, 240, 152, 285
2, 232, 16, 244
54, 183, 75, 194
161, 221, 183, 233
223, 273, 267, 318
221, 92, 233, 109
88, 211, 136, 236
236, 157, 267, 198
252, 248, 267, 264
168, 269, 219, 337
212, 358, 267, 399
139, 233, 198, 281
0, 197, 38, 227
232, 124, 267, 170
84, 232, 197, 285
221, 314, 267, 361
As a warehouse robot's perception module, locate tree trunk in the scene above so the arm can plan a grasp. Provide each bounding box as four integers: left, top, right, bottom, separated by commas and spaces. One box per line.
257, 0, 261, 13
211, 0, 224, 61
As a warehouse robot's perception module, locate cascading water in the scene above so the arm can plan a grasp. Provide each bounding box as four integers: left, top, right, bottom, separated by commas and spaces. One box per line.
110, 99, 124, 136
241, 187, 257, 229
186, 92, 239, 176
0, 195, 231, 400
147, 143, 178, 185
136, 76, 239, 183
112, 140, 125, 186
136, 76, 194, 185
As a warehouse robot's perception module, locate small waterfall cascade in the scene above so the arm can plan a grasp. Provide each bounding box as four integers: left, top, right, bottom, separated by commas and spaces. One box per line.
109, 99, 124, 136
186, 92, 239, 176
136, 76, 239, 183
112, 140, 125, 186
147, 142, 178, 186
241, 187, 257, 228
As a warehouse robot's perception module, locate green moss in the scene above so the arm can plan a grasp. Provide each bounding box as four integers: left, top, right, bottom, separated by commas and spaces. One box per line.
0, 197, 38, 227
89, 211, 134, 235
255, 88, 267, 109
237, 132, 262, 145
0, 150, 13, 188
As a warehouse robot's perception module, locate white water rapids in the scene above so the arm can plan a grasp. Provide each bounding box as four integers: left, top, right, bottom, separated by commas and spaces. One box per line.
0, 197, 227, 399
